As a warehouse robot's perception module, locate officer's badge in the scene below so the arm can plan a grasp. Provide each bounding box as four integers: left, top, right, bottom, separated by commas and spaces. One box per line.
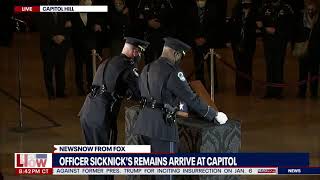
279, 9, 284, 15
265, 9, 271, 16
133, 68, 139, 77
178, 72, 186, 81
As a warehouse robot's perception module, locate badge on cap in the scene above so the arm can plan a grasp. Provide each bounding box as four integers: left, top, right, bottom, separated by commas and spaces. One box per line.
178, 72, 186, 81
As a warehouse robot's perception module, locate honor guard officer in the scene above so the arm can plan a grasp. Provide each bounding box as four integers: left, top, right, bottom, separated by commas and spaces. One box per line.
79, 37, 149, 180
257, 0, 294, 99
79, 37, 149, 145
136, 0, 177, 64
134, 37, 228, 152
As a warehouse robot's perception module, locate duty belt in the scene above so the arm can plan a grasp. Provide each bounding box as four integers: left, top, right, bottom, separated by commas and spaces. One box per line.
140, 98, 178, 126
140, 98, 164, 110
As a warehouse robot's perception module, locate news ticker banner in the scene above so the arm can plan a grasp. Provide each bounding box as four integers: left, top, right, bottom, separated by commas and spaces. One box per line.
14, 145, 320, 175
14, 6, 108, 13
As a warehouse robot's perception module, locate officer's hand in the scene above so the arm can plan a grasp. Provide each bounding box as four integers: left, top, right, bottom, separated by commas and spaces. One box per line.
65, 20, 72, 28
225, 43, 232, 48
148, 19, 161, 29
265, 27, 276, 34
256, 21, 263, 28
52, 35, 65, 44
195, 37, 206, 46
94, 24, 102, 32
122, 7, 129, 15
215, 112, 228, 125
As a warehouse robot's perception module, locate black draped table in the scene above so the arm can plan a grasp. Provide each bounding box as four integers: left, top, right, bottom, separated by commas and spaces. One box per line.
125, 105, 241, 180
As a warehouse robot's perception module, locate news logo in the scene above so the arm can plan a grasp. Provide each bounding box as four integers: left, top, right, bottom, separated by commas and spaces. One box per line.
15, 153, 52, 175
258, 168, 277, 174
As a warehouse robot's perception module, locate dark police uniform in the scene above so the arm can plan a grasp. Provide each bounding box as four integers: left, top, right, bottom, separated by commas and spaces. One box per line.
79, 37, 149, 180
38, 0, 71, 99
230, 1, 257, 95
136, 0, 176, 64
133, 38, 218, 153
259, 0, 294, 98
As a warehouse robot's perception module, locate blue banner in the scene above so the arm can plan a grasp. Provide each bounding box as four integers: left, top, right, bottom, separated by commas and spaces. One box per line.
52, 153, 309, 167
279, 167, 320, 174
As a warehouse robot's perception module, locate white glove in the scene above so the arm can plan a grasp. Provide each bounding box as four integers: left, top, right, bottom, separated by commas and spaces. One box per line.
215, 112, 228, 125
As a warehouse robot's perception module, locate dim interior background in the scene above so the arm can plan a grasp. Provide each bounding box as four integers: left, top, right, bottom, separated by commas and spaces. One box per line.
0, 0, 320, 180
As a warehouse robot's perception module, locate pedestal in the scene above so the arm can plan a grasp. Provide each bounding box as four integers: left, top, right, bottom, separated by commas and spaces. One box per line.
125, 106, 241, 180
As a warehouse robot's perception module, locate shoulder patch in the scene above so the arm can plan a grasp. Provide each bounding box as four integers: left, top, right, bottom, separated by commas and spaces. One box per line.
177, 72, 186, 81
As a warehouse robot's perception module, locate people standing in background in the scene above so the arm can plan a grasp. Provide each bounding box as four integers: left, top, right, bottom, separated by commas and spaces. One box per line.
38, 0, 72, 100
109, 0, 130, 56
297, 0, 320, 99
257, 0, 294, 99
0, 0, 14, 47
181, 0, 226, 91
71, 0, 101, 95
136, 0, 177, 64
92, 0, 111, 57
230, 0, 257, 96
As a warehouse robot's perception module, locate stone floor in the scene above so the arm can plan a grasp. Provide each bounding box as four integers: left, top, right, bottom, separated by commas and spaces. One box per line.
0, 34, 319, 179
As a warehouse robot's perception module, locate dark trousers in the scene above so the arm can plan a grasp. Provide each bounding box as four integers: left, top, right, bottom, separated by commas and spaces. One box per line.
140, 135, 177, 180
232, 44, 255, 95
193, 45, 218, 91
263, 36, 287, 96
298, 54, 319, 96
80, 105, 120, 180
144, 32, 163, 64
74, 47, 93, 92
41, 46, 67, 97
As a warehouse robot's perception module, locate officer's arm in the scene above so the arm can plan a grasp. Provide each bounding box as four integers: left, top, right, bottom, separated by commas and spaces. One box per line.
122, 68, 141, 101
167, 71, 218, 122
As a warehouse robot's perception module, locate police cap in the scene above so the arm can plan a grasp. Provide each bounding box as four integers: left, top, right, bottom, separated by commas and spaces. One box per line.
124, 37, 150, 52
163, 37, 191, 55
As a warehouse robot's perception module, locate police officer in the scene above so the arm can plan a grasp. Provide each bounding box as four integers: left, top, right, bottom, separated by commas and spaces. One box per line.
230, 0, 257, 96
79, 37, 149, 180
38, 0, 72, 100
136, 0, 177, 64
133, 37, 228, 179
257, 0, 294, 99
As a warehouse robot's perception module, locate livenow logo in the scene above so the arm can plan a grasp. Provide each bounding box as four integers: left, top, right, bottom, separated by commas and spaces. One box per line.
15, 153, 52, 168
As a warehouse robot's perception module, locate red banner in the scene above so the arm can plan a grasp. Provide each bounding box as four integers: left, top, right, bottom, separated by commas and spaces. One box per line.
15, 168, 52, 175
14, 6, 40, 13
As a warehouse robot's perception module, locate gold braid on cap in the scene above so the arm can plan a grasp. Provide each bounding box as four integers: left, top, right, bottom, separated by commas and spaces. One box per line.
138, 45, 145, 52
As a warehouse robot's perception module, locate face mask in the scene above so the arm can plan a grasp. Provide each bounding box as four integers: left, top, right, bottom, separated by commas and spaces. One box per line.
133, 55, 141, 64
196, 1, 206, 8
174, 52, 183, 65
80, 0, 92, 5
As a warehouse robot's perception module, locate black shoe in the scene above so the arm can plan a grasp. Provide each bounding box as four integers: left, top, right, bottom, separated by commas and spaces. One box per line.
262, 94, 273, 99
56, 93, 66, 98
310, 94, 318, 100
274, 95, 284, 100
297, 93, 306, 98
48, 95, 55, 100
